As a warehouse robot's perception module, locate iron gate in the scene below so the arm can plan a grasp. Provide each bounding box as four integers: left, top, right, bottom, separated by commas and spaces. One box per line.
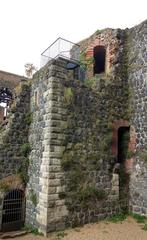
2, 189, 25, 231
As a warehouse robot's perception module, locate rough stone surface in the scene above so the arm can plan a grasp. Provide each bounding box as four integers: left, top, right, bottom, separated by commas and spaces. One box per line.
128, 20, 147, 215
0, 80, 31, 230
0, 20, 146, 235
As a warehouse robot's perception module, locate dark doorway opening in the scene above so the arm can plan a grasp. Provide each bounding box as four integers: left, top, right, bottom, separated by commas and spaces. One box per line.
2, 189, 25, 232
117, 127, 130, 203
93, 46, 106, 74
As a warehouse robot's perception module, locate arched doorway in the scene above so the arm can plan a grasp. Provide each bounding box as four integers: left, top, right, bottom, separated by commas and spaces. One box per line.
1, 189, 25, 231
93, 46, 106, 74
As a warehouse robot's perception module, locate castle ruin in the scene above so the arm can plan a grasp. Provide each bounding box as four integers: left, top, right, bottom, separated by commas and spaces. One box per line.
0, 20, 146, 235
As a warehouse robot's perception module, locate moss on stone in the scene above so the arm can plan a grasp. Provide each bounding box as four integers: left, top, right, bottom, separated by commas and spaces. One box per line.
64, 87, 73, 104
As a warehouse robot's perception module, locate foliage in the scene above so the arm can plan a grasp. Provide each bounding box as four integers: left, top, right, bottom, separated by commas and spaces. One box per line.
138, 152, 147, 163
78, 186, 106, 202
84, 76, 98, 88
19, 143, 31, 184
64, 87, 73, 104
130, 212, 146, 223
79, 51, 94, 70
95, 29, 103, 35
29, 189, 38, 206
61, 151, 75, 170
25, 63, 37, 78
142, 224, 147, 231
0, 180, 10, 192
23, 224, 43, 235
55, 231, 67, 239
18, 158, 29, 185
107, 213, 127, 223
21, 143, 31, 157
25, 112, 33, 125
99, 132, 113, 152
126, 150, 135, 158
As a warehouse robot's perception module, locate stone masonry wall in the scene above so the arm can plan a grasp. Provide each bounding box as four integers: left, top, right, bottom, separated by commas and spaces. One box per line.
27, 32, 131, 234
26, 61, 69, 234
0, 70, 22, 92
0, 79, 31, 230
128, 20, 147, 215
78, 28, 123, 78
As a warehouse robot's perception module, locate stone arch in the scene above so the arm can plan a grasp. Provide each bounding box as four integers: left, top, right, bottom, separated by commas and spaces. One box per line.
85, 37, 111, 78
112, 120, 136, 174
0, 175, 25, 231
1, 189, 25, 231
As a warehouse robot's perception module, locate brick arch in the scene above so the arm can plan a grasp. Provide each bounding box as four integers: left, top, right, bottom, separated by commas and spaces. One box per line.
112, 120, 137, 174
112, 120, 130, 156
85, 37, 110, 78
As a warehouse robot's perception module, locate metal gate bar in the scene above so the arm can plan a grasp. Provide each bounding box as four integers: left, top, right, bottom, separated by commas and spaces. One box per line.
2, 189, 25, 232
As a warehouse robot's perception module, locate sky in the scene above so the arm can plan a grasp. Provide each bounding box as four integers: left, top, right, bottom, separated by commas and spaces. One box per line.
0, 0, 146, 76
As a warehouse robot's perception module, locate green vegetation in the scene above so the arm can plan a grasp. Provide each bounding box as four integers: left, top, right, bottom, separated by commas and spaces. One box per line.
79, 51, 94, 71
18, 143, 31, 184
142, 224, 147, 231
21, 143, 31, 157
18, 158, 29, 184
23, 224, 43, 235
60, 31, 132, 212
29, 189, 38, 206
0, 180, 10, 192
78, 187, 106, 202
130, 212, 146, 223
84, 76, 99, 88
25, 112, 33, 125
107, 213, 127, 223
126, 150, 135, 158
64, 87, 73, 104
138, 152, 147, 163
95, 29, 104, 35
55, 231, 67, 239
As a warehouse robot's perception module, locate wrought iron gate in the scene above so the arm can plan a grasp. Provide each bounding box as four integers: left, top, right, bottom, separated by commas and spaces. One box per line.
2, 189, 25, 231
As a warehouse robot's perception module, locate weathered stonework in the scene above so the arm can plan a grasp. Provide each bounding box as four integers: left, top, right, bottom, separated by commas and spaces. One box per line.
0, 20, 146, 235
128, 20, 147, 215
0, 78, 31, 231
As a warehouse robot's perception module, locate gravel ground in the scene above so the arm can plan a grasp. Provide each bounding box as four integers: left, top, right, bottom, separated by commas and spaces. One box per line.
8, 217, 147, 240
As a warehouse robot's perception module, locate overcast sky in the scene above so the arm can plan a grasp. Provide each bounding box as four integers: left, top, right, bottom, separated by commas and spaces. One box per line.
0, 0, 146, 76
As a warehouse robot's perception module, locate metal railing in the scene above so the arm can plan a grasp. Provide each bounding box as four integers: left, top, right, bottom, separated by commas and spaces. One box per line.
40, 37, 80, 67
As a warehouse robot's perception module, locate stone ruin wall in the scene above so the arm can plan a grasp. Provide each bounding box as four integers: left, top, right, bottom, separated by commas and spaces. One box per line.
26, 26, 130, 234
0, 78, 31, 230
128, 20, 147, 215
26, 20, 147, 235
0, 20, 146, 235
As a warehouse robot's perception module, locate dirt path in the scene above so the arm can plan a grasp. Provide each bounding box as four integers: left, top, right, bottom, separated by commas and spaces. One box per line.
7, 217, 147, 240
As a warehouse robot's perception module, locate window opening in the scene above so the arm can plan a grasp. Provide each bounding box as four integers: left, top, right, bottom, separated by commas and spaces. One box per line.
93, 46, 106, 74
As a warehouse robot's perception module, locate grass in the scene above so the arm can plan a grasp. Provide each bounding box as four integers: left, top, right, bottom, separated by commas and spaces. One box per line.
55, 231, 67, 239
130, 212, 146, 223
106, 213, 127, 223
22, 224, 43, 235
142, 224, 147, 231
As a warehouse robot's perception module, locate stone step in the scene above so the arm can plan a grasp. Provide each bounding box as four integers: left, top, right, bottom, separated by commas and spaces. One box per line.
0, 230, 27, 239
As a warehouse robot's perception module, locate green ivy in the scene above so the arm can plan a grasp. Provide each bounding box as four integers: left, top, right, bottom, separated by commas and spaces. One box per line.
21, 143, 31, 157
